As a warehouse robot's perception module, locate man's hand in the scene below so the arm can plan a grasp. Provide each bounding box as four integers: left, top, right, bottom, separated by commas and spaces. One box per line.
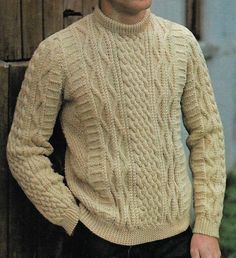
190, 233, 221, 258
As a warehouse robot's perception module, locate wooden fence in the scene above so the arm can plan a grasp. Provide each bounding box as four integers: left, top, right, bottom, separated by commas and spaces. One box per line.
0, 1, 97, 257
0, 0, 97, 61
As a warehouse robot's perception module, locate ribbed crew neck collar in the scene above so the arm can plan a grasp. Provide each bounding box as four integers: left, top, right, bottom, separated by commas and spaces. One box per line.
92, 4, 151, 35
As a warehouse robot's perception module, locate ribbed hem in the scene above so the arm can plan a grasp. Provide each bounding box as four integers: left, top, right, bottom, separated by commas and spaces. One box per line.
193, 216, 220, 239
78, 204, 191, 245
92, 4, 151, 35
61, 206, 81, 236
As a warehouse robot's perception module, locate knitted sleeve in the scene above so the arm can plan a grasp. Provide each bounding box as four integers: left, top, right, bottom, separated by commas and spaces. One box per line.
6, 35, 80, 236
181, 30, 226, 238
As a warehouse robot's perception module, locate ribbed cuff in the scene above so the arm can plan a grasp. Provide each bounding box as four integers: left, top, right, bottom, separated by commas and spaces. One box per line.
61, 206, 81, 236
193, 216, 220, 239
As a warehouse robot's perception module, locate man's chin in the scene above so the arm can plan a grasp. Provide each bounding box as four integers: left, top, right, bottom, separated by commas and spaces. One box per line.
120, 4, 151, 15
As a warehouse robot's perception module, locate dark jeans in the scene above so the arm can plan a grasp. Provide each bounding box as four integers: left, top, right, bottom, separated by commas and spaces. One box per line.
62, 222, 193, 258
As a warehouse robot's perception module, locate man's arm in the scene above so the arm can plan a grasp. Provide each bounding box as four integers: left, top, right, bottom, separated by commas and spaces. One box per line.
180, 29, 227, 238
6, 35, 80, 236
180, 29, 226, 258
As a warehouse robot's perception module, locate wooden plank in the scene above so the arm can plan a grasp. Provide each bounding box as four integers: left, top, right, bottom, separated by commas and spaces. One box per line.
43, 0, 64, 38
83, 0, 98, 16
0, 61, 9, 258
8, 62, 39, 258
22, 0, 43, 59
186, 0, 201, 40
63, 0, 83, 27
36, 216, 66, 258
186, 0, 193, 30
0, 0, 22, 61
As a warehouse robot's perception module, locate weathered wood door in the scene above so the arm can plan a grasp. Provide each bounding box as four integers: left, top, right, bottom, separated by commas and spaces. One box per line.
0, 1, 97, 257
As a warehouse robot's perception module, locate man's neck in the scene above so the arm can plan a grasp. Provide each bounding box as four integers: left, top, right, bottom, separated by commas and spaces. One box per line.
99, 1, 148, 25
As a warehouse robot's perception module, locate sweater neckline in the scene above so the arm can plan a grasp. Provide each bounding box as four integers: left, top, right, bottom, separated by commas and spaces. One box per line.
92, 4, 151, 35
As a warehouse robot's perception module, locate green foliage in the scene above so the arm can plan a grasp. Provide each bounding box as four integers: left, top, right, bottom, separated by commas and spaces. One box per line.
220, 170, 236, 258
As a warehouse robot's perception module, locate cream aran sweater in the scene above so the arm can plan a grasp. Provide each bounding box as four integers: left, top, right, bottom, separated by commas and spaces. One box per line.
6, 4, 226, 245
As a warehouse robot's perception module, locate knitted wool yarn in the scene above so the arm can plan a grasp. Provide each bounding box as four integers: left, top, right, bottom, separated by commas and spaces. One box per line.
6, 4, 226, 245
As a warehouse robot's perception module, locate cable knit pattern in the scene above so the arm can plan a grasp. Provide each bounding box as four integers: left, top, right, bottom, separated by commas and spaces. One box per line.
180, 26, 227, 236
6, 36, 81, 235
6, 4, 226, 245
